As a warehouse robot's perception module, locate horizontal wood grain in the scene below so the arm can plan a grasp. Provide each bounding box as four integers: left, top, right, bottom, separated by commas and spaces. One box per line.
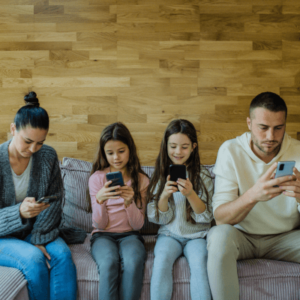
0, 1, 299, 166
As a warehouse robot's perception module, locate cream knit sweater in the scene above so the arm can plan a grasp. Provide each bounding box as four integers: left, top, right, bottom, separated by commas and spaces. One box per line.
212, 132, 300, 235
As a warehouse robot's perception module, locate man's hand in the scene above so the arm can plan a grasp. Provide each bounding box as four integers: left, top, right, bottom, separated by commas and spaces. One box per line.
20, 198, 49, 219
279, 167, 300, 202
249, 162, 296, 203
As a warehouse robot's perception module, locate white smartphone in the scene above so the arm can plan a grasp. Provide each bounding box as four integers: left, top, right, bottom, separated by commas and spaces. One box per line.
274, 161, 296, 179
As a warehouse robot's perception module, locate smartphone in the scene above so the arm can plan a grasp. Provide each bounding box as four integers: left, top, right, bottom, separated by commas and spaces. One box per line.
36, 195, 57, 204
274, 161, 296, 179
106, 171, 125, 190
273, 161, 296, 187
169, 165, 187, 182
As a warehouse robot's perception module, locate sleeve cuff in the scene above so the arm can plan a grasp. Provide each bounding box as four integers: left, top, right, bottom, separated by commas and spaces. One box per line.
191, 204, 213, 223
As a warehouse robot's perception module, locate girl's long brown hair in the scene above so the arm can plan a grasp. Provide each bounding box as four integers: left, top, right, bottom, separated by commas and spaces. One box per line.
147, 119, 211, 224
87, 122, 148, 213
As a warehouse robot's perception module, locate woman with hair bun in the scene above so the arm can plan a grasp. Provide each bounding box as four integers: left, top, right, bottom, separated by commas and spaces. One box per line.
0, 92, 85, 300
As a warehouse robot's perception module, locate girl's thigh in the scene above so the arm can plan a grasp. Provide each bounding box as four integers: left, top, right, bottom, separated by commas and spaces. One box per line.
183, 238, 208, 264
91, 235, 119, 265
118, 235, 146, 267
154, 235, 183, 263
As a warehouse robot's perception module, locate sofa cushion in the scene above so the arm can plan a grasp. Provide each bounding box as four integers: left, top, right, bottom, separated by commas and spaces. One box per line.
0, 266, 29, 300
60, 157, 93, 233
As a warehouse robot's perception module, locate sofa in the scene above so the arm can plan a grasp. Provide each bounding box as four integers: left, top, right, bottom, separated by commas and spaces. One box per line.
1, 157, 300, 300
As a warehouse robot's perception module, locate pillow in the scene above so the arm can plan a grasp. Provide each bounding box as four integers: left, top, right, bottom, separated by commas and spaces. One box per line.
60, 157, 93, 233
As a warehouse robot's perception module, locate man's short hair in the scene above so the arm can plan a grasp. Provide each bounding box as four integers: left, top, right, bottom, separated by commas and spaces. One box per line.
249, 92, 287, 119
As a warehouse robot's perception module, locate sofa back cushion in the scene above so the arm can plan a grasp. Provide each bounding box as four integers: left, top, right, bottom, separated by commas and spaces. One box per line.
60, 157, 215, 234
60, 157, 93, 233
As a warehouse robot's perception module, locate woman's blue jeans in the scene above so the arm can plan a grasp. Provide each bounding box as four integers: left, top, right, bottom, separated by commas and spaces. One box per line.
91, 232, 146, 300
0, 235, 77, 300
151, 234, 211, 300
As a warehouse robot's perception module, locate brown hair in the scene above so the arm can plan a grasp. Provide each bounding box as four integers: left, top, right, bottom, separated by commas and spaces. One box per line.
87, 122, 148, 212
146, 119, 211, 224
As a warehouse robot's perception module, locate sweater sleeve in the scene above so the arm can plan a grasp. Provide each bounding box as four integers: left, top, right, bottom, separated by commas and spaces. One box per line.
147, 201, 174, 225
212, 142, 239, 215
125, 175, 149, 230
89, 172, 109, 230
30, 154, 62, 245
0, 203, 31, 237
191, 169, 214, 223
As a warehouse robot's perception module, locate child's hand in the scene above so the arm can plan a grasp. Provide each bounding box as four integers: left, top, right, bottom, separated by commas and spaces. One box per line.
96, 181, 122, 204
161, 175, 178, 200
177, 178, 194, 197
119, 185, 134, 207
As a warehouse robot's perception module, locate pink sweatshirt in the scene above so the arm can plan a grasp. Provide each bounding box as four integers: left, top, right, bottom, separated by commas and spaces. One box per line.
89, 168, 149, 234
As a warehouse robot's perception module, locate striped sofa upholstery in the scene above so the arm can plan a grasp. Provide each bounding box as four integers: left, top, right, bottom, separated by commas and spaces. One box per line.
2, 157, 300, 300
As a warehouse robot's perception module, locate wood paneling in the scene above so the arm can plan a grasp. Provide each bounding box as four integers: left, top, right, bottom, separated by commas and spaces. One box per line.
0, 0, 299, 165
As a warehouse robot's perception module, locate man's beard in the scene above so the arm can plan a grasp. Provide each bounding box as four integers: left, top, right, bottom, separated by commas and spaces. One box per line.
252, 136, 282, 157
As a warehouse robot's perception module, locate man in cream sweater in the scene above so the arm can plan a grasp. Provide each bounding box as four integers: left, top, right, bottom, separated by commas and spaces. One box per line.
207, 92, 300, 300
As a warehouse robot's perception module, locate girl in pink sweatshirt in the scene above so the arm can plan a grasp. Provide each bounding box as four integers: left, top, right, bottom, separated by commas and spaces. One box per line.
88, 122, 149, 300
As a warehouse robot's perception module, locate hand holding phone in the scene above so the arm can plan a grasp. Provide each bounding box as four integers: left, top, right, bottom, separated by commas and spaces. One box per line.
273, 161, 296, 187
95, 172, 124, 204
36, 195, 57, 204
275, 162, 300, 199
160, 175, 179, 201
20, 197, 50, 219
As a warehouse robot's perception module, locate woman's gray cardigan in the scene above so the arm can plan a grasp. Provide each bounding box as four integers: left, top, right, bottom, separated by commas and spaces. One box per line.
0, 140, 86, 245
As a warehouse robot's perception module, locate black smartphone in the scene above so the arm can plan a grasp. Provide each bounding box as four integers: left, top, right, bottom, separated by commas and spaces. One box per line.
169, 165, 187, 182
106, 171, 125, 190
36, 195, 57, 204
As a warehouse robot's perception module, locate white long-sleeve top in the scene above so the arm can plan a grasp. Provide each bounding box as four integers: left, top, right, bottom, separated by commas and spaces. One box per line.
147, 168, 214, 239
213, 132, 300, 235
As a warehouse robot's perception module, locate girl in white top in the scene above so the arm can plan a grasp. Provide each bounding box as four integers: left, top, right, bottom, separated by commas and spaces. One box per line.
147, 119, 214, 300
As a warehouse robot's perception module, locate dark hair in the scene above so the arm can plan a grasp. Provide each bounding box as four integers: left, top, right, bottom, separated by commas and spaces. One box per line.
87, 122, 148, 213
14, 92, 49, 131
250, 92, 287, 119
147, 119, 211, 224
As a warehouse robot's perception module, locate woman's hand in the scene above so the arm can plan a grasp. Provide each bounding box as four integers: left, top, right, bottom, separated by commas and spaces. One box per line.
177, 178, 194, 197
96, 181, 122, 204
19, 197, 50, 219
161, 175, 178, 201
119, 185, 134, 207
35, 245, 51, 268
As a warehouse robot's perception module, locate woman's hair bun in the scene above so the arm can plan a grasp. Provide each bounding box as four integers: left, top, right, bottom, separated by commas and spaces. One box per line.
24, 91, 39, 107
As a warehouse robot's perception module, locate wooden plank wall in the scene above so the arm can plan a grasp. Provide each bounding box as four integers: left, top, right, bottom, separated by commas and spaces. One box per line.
0, 0, 299, 165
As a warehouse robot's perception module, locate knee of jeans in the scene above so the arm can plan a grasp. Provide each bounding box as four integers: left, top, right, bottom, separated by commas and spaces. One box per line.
22, 247, 47, 275
123, 250, 146, 271
51, 246, 73, 265
99, 255, 119, 271
207, 225, 236, 256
